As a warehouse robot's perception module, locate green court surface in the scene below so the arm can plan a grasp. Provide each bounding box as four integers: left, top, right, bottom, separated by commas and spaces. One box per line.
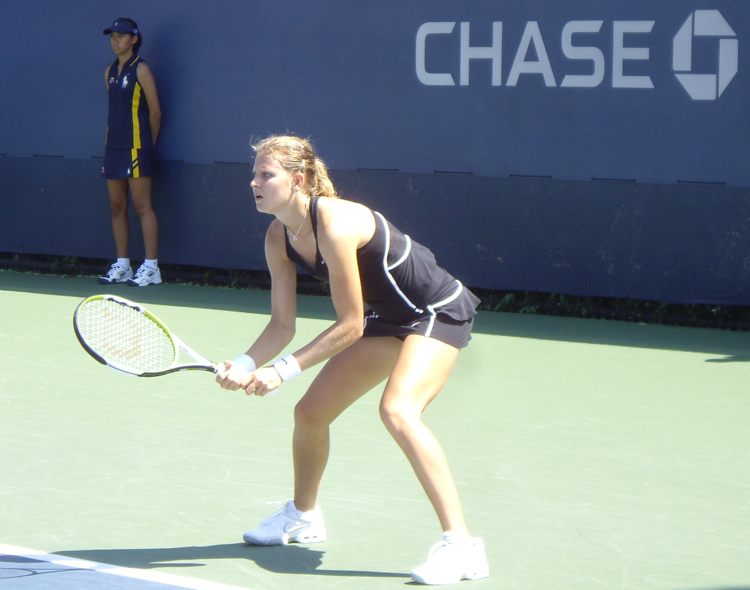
1, 270, 748, 590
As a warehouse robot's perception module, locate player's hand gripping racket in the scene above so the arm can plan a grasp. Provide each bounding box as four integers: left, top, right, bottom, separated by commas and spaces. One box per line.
73, 294, 223, 377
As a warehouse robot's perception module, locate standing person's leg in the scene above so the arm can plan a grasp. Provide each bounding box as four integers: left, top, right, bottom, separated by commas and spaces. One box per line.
98, 179, 134, 284
128, 176, 158, 260
107, 179, 130, 259
242, 336, 402, 546
380, 334, 488, 585
127, 176, 162, 286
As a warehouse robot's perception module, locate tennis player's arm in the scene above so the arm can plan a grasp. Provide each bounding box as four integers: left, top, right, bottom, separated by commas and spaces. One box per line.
244, 220, 299, 364
104, 67, 110, 90
287, 207, 365, 372
136, 62, 161, 145
215, 221, 299, 391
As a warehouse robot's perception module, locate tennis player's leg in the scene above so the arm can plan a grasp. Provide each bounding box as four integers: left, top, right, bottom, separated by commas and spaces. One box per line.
379, 335, 466, 533
380, 334, 489, 584
243, 336, 403, 545
107, 179, 130, 258
128, 176, 158, 260
293, 336, 402, 511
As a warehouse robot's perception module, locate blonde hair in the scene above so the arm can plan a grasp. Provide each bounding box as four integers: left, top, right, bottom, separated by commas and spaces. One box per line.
251, 135, 338, 198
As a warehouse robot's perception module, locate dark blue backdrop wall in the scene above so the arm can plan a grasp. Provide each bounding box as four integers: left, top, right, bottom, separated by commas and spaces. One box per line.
1, 1, 748, 303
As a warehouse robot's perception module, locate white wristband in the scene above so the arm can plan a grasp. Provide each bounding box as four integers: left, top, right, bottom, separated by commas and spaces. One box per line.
232, 354, 256, 373
272, 354, 302, 382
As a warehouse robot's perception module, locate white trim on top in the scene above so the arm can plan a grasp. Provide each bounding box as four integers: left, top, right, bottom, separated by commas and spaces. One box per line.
387, 234, 411, 271
374, 211, 423, 314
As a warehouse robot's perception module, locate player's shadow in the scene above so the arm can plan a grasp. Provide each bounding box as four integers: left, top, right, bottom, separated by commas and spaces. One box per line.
54, 543, 410, 579
704, 353, 750, 363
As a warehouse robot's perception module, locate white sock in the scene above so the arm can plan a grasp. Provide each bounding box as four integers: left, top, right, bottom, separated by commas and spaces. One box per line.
144, 259, 159, 270
443, 531, 472, 545
288, 500, 309, 518
117, 258, 130, 270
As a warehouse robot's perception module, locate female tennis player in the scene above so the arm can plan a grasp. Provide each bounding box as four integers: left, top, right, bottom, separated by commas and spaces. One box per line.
216, 135, 488, 585
98, 18, 162, 287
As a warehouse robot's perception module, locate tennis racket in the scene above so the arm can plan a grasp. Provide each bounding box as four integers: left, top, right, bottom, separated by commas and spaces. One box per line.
73, 294, 224, 377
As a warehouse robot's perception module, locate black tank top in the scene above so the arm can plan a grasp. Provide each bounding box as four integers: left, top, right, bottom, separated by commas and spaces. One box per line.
284, 197, 469, 325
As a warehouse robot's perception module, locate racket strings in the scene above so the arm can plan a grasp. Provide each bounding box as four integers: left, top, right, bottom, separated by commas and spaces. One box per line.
77, 299, 176, 373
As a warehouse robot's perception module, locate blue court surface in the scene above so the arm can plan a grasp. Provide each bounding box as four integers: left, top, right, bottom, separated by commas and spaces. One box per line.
0, 544, 248, 590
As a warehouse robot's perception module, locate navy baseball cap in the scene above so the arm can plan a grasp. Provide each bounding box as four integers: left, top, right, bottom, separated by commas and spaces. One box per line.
103, 20, 138, 35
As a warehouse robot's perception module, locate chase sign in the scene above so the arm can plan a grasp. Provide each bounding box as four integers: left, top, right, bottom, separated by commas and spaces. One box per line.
417, 9, 738, 100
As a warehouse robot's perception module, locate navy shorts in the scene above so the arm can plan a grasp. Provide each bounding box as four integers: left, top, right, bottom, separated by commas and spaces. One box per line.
361, 287, 478, 350
102, 148, 155, 179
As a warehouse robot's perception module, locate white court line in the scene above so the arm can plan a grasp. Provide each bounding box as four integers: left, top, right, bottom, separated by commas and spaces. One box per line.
0, 544, 253, 590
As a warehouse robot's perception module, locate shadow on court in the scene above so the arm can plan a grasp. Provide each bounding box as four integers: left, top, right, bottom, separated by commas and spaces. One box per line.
473, 309, 750, 360
54, 544, 410, 579
0, 270, 334, 319
2, 270, 749, 358
704, 353, 750, 363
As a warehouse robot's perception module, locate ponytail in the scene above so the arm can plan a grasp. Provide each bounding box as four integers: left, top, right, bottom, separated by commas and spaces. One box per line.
252, 135, 339, 198
311, 157, 336, 198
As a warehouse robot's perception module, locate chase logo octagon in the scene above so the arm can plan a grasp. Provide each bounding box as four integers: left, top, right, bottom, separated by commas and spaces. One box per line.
673, 10, 738, 100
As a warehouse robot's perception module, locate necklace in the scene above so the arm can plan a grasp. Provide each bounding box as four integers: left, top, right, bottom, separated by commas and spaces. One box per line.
286, 199, 309, 241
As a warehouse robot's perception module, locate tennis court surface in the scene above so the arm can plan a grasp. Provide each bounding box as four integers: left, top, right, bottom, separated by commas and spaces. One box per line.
1, 271, 748, 590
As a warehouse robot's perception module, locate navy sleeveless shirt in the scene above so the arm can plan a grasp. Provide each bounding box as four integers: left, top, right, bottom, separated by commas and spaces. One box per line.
106, 55, 152, 149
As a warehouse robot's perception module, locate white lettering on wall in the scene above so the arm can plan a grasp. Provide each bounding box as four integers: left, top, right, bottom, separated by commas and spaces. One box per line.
612, 20, 655, 88
415, 13, 738, 100
507, 22, 557, 86
416, 22, 456, 86
460, 22, 503, 86
560, 20, 605, 88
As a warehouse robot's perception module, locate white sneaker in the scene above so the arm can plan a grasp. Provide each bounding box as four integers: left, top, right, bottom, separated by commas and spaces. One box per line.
411, 535, 489, 585
127, 264, 162, 286
98, 263, 133, 284
243, 500, 326, 545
